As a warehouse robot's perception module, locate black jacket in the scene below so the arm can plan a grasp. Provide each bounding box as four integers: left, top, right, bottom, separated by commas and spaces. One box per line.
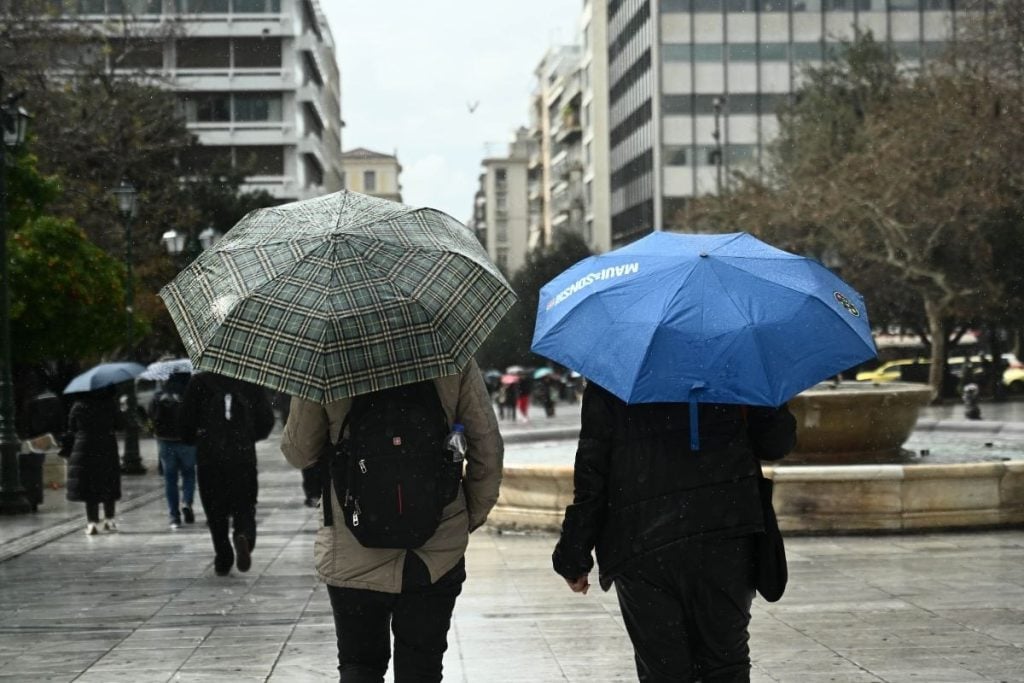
178, 372, 275, 467
552, 383, 796, 590
149, 372, 190, 441
61, 390, 122, 503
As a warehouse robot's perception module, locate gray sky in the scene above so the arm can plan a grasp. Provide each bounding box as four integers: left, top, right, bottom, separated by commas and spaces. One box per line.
321, 1, 581, 222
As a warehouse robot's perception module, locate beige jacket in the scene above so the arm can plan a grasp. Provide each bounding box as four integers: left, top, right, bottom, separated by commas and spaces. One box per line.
280, 359, 503, 593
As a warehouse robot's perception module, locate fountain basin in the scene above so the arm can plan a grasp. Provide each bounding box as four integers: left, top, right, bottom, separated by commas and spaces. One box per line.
788, 382, 933, 462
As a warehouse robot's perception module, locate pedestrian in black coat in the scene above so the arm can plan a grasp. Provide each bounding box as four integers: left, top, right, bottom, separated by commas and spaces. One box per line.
552, 382, 796, 682
60, 386, 122, 535
179, 372, 275, 576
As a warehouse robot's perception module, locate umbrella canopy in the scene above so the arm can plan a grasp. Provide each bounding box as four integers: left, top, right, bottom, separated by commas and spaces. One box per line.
160, 191, 516, 404
63, 362, 146, 395
533, 367, 555, 379
532, 231, 876, 410
140, 358, 194, 381
500, 374, 520, 385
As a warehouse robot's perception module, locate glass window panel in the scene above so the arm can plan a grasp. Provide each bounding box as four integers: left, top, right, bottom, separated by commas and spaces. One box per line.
759, 0, 789, 10
792, 0, 823, 9
663, 44, 690, 61
664, 146, 689, 166
238, 145, 284, 175
363, 170, 377, 191
664, 95, 692, 115
792, 42, 824, 61
728, 44, 758, 61
889, 0, 919, 8
191, 0, 229, 11
761, 43, 788, 61
118, 40, 163, 68
922, 41, 948, 59
727, 144, 757, 164
176, 38, 229, 68
693, 0, 722, 9
184, 93, 230, 122
77, 0, 104, 11
694, 44, 724, 61
233, 0, 280, 11
179, 145, 232, 174
663, 0, 692, 10
234, 93, 282, 121
891, 42, 921, 59
233, 37, 281, 68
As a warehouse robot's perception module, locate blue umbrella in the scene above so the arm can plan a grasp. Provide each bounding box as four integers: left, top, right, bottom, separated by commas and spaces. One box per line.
63, 362, 146, 395
531, 232, 877, 448
139, 358, 193, 381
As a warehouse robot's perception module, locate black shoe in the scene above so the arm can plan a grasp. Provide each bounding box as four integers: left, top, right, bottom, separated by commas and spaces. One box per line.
182, 506, 195, 524
232, 533, 251, 573
304, 496, 318, 508
214, 553, 233, 576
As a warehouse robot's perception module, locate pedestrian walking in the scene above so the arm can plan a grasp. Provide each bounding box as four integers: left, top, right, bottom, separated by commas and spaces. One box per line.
179, 372, 275, 576
59, 386, 122, 535
516, 373, 532, 423
281, 358, 503, 682
532, 231, 877, 681
149, 371, 197, 529
552, 384, 795, 681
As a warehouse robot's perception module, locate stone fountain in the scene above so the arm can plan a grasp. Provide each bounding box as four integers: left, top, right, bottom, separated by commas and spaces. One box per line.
491, 381, 1024, 534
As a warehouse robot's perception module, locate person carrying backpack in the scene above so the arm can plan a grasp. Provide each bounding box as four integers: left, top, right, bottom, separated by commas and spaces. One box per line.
149, 371, 197, 529
179, 372, 275, 576
280, 359, 503, 683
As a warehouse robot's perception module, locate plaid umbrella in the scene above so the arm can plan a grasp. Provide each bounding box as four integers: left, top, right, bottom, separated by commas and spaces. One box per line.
159, 191, 516, 404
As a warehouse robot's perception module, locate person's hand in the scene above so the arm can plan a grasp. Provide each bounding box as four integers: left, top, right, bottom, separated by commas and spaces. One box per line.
565, 575, 590, 594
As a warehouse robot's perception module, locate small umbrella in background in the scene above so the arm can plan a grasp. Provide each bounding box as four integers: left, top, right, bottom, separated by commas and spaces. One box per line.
533, 367, 555, 380
140, 358, 193, 381
63, 362, 146, 395
160, 190, 516, 404
531, 231, 877, 448
500, 374, 520, 385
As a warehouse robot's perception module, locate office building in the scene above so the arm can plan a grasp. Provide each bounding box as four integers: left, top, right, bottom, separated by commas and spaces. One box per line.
472, 128, 532, 275
606, 1, 961, 246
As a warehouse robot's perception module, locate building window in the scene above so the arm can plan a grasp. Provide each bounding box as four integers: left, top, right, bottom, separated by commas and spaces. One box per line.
664, 146, 688, 166
496, 247, 508, 271
233, 37, 282, 68
182, 93, 231, 122
232, 0, 281, 11
364, 170, 377, 192
496, 219, 508, 243
118, 40, 163, 69
179, 145, 233, 175
237, 145, 285, 175
234, 93, 283, 122
175, 0, 230, 11
175, 39, 230, 69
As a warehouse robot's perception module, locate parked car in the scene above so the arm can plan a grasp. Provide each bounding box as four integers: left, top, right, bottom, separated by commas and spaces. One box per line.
856, 354, 1021, 392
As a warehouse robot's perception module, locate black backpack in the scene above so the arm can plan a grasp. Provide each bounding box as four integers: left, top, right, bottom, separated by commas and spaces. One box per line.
152, 390, 185, 440
325, 381, 462, 549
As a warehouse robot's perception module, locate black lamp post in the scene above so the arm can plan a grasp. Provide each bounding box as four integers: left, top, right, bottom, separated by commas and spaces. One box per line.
711, 96, 726, 195
0, 78, 32, 514
112, 180, 145, 475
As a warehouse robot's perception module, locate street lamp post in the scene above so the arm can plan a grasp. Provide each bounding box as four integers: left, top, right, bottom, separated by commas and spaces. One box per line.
162, 225, 221, 265
112, 180, 145, 475
0, 77, 31, 514
712, 96, 726, 195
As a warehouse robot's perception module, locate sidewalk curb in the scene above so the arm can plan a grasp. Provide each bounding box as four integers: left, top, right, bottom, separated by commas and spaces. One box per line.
0, 487, 165, 564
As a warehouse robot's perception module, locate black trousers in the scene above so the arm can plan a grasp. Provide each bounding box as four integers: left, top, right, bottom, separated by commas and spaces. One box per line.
613, 536, 757, 683
197, 461, 257, 562
85, 500, 116, 523
326, 553, 466, 683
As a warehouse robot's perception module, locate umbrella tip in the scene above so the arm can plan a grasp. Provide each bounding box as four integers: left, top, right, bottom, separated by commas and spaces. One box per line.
699, 252, 708, 257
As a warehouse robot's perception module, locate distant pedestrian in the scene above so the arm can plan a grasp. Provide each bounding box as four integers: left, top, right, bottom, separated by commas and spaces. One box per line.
59, 386, 122, 535
501, 381, 519, 421
517, 374, 532, 423
149, 372, 197, 529
179, 372, 275, 576
553, 383, 796, 682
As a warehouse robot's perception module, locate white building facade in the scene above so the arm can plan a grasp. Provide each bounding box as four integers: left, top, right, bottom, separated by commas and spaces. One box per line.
606, 0, 962, 246
62, 0, 344, 203
473, 128, 532, 276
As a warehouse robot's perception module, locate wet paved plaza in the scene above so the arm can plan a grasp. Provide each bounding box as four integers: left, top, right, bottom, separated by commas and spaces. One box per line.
1, 404, 1023, 682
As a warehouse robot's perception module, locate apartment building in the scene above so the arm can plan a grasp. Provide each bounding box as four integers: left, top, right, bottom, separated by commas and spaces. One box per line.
54, 0, 343, 202
606, 0, 962, 246
581, 0, 613, 254
527, 46, 583, 252
472, 128, 532, 275
339, 148, 403, 202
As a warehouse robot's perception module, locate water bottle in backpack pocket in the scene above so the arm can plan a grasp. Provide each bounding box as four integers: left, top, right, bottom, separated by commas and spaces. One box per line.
327, 381, 462, 549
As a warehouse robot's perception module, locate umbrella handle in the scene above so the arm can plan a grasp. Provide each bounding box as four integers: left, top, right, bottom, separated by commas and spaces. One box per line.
689, 382, 706, 451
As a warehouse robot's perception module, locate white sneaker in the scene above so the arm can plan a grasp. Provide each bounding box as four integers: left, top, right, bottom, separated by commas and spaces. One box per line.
103, 520, 118, 533
85, 523, 99, 536
169, 520, 181, 530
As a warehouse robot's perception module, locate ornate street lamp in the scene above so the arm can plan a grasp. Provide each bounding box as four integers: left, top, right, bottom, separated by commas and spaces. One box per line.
112, 180, 145, 475
163, 225, 220, 264
197, 226, 222, 251
0, 78, 32, 514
